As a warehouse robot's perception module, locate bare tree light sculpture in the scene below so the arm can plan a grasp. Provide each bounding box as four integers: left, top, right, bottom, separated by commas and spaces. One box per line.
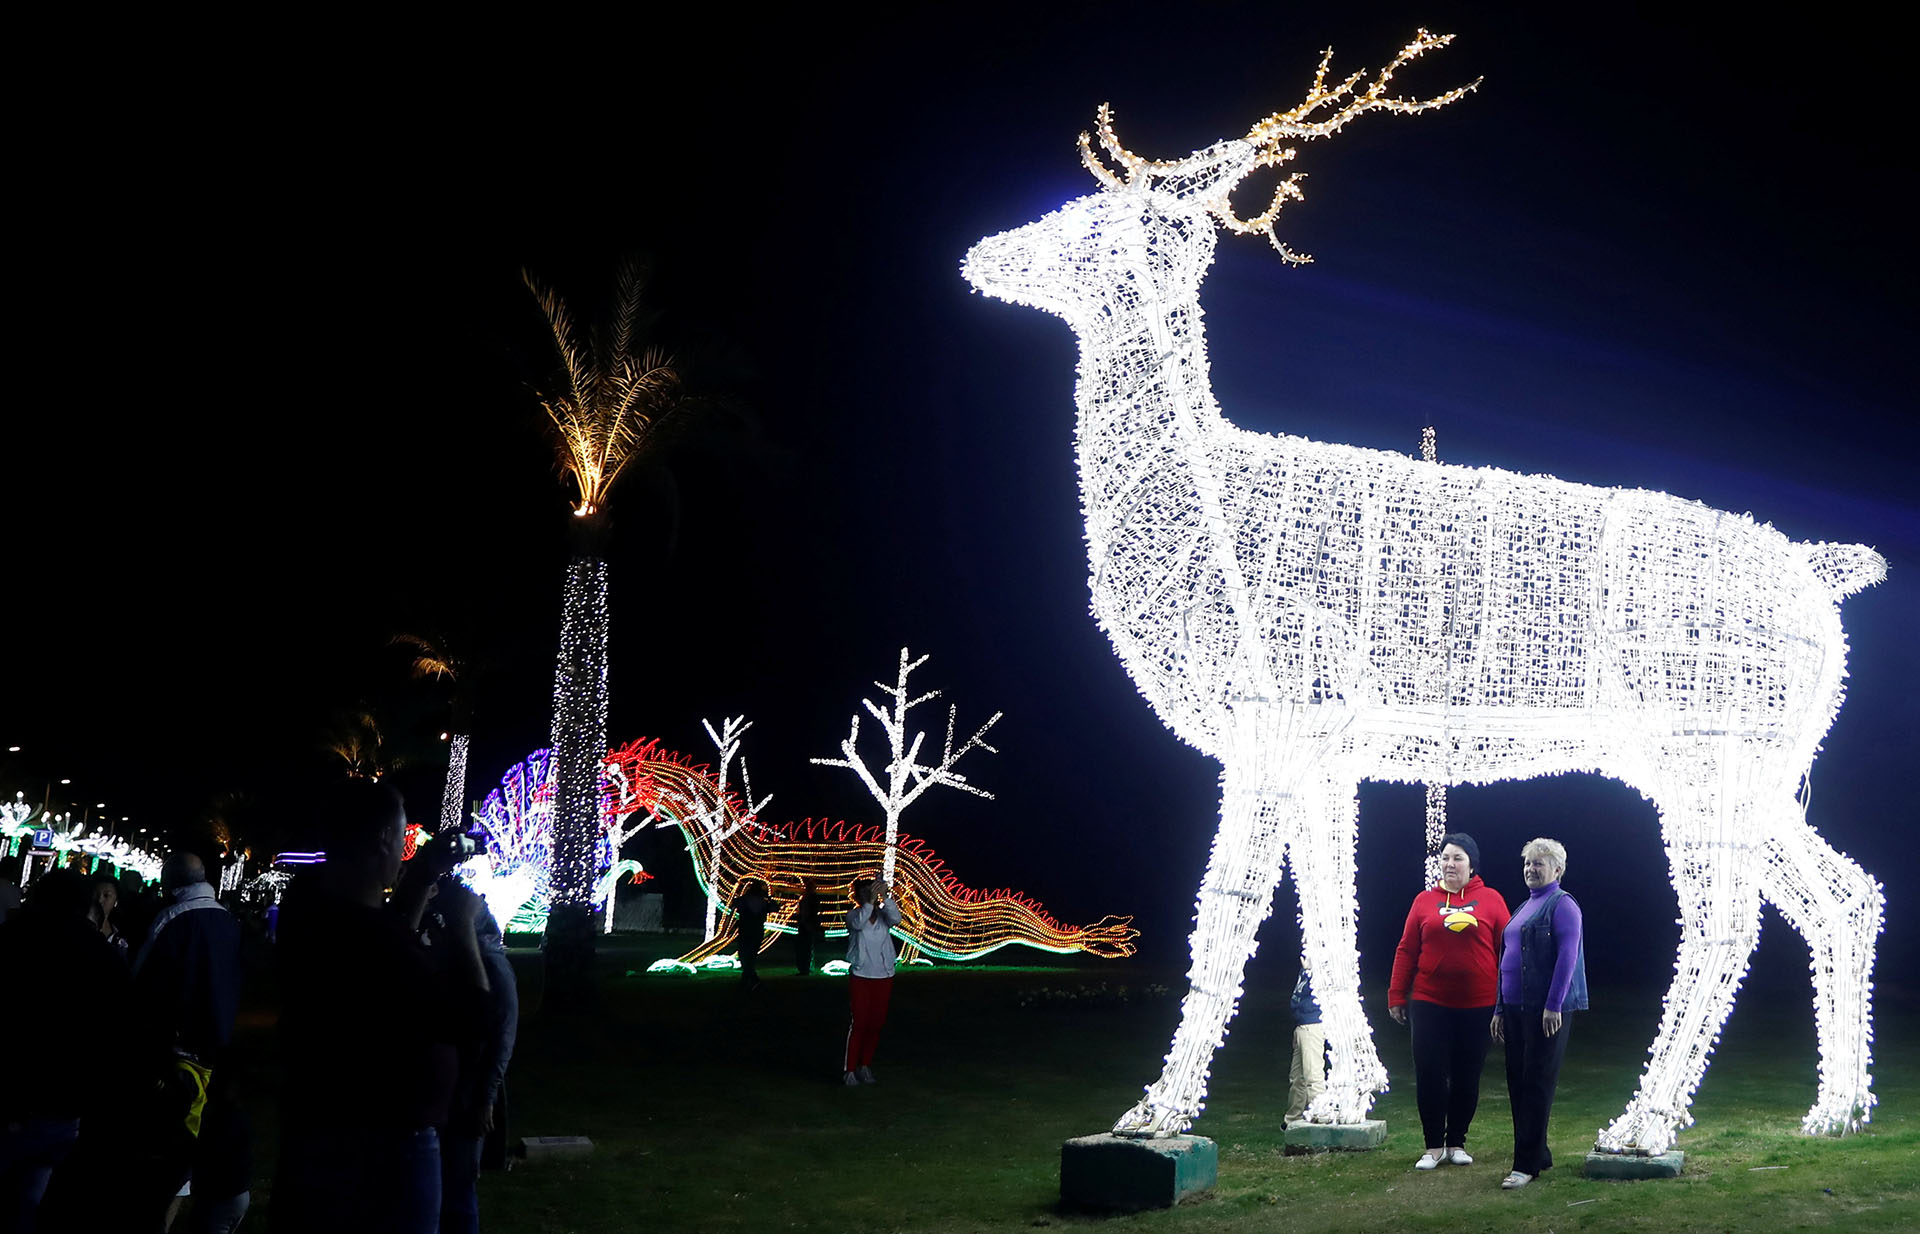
962, 29, 1885, 1153
810, 647, 1002, 884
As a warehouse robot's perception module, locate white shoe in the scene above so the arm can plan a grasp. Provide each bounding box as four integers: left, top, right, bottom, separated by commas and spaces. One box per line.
856, 1065, 876, 1084
1446, 1148, 1473, 1166
1415, 1153, 1442, 1171
1501, 1171, 1534, 1189
843, 1071, 860, 1086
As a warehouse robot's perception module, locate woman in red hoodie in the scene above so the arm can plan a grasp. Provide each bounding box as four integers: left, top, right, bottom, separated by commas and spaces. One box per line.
1388, 832, 1511, 1171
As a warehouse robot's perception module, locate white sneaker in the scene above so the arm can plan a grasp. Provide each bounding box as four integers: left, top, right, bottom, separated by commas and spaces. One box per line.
843, 1071, 860, 1086
1415, 1153, 1442, 1171
1446, 1148, 1474, 1166
856, 1065, 876, 1084
1501, 1171, 1534, 1189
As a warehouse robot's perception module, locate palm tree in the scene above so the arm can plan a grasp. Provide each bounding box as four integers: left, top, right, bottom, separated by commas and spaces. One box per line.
322, 706, 404, 782
392, 630, 475, 834
524, 256, 707, 978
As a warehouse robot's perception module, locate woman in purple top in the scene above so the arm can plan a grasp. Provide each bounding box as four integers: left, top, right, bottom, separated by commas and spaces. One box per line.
1492, 838, 1586, 1190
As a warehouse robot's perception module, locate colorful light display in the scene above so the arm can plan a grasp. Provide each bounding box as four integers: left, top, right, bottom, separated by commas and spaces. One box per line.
1, 797, 163, 882
605, 738, 1137, 967
463, 738, 1134, 962
810, 648, 1001, 883
962, 30, 1884, 1152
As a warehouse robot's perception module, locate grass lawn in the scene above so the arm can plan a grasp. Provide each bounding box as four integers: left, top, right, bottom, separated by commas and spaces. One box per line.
237, 936, 1917, 1233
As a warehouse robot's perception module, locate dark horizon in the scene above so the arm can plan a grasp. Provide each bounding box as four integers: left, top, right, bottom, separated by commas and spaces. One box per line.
7, 5, 1915, 985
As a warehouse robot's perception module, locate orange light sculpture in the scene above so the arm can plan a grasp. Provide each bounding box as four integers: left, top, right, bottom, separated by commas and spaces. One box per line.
604, 738, 1137, 966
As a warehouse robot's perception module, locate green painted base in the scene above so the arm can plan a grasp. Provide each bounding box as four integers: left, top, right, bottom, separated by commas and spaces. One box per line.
1060, 1133, 1218, 1210
1283, 1119, 1388, 1153
1584, 1150, 1684, 1179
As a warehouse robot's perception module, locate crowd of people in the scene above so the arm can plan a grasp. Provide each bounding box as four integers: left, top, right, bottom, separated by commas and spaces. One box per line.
5, 807, 1587, 1229
0, 779, 520, 1234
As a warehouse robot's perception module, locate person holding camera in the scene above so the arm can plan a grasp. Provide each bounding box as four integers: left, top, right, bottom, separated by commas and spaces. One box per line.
842, 876, 901, 1086
271, 781, 490, 1234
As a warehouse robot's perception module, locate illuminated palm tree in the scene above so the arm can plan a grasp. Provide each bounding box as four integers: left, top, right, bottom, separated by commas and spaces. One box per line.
392, 630, 475, 834
524, 256, 705, 971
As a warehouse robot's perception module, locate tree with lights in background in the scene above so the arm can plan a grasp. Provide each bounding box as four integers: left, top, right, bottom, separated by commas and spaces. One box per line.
392, 630, 477, 834
524, 257, 708, 995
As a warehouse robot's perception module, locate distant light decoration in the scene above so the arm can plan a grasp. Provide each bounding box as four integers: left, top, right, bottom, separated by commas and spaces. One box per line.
604, 738, 1136, 967
1, 800, 163, 882
440, 733, 471, 835
962, 30, 1885, 1153
810, 648, 1002, 884
548, 556, 612, 909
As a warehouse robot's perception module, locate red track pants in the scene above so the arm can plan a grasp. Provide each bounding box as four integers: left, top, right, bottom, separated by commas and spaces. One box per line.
844, 975, 893, 1071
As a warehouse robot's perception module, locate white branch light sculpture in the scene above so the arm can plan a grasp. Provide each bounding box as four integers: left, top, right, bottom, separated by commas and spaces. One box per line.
811, 647, 1002, 883
962, 30, 1885, 1153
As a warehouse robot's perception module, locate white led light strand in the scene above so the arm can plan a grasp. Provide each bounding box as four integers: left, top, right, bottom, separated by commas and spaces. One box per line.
548, 555, 611, 908
440, 732, 471, 835
963, 30, 1885, 1151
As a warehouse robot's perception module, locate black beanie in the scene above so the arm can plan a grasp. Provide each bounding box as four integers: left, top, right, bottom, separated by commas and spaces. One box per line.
1441, 832, 1482, 875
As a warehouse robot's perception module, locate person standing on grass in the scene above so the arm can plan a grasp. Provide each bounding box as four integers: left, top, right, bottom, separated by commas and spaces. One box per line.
732, 879, 775, 990
1388, 832, 1510, 1172
272, 780, 491, 1234
842, 877, 900, 1086
793, 880, 822, 975
1492, 837, 1586, 1191
1284, 964, 1325, 1127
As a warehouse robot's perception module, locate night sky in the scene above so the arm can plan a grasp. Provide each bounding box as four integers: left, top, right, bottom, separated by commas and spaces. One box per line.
8, 5, 1915, 988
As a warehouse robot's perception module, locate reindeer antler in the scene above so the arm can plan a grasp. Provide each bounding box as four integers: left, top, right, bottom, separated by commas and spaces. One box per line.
1079, 30, 1478, 265
1227, 29, 1479, 261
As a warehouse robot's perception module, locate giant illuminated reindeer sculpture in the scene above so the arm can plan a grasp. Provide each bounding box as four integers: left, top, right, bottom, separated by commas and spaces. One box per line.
963, 31, 1884, 1155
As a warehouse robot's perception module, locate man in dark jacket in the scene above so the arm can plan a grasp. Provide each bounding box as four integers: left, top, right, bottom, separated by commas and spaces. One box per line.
1285, 964, 1326, 1126
272, 780, 490, 1234
0, 869, 130, 1232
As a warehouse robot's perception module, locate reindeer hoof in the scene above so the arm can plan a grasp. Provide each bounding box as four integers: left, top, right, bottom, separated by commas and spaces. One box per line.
1111, 1099, 1190, 1139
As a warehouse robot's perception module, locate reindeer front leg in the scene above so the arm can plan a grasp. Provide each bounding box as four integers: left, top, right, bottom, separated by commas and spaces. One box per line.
1113, 753, 1293, 1137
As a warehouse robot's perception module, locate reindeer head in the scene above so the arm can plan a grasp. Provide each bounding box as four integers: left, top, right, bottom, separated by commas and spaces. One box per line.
963, 30, 1477, 324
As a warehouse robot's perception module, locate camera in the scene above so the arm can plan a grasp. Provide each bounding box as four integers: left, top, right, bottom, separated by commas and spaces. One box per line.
421, 830, 481, 865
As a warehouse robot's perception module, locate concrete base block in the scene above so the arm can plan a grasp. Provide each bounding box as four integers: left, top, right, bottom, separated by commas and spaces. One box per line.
1283, 1119, 1388, 1153
1060, 1133, 1217, 1210
1584, 1150, 1684, 1179
518, 1135, 594, 1161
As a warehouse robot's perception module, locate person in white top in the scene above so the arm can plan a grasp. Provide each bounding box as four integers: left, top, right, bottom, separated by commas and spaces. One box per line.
842, 877, 901, 1086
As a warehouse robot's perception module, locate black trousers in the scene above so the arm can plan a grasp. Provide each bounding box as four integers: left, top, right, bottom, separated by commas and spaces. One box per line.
795, 930, 816, 974
1503, 1007, 1573, 1175
1409, 1000, 1494, 1149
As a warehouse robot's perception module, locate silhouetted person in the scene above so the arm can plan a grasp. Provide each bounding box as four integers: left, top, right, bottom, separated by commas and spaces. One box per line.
0, 869, 130, 1233
63, 849, 246, 1230
271, 780, 489, 1234
88, 872, 127, 961
0, 855, 22, 926
426, 897, 518, 1234
794, 881, 822, 975
731, 879, 774, 989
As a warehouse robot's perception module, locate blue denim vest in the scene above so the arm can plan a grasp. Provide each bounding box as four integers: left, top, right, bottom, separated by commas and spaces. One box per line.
1518, 888, 1588, 1012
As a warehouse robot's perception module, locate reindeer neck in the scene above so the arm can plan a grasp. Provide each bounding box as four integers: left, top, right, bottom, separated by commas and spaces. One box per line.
1071, 288, 1227, 498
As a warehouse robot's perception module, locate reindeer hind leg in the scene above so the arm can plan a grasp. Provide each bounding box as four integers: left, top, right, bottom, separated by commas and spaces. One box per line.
1761, 806, 1882, 1134
1599, 785, 1764, 1156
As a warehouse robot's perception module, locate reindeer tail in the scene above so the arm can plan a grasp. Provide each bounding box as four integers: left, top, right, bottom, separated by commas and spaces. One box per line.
1801, 542, 1887, 599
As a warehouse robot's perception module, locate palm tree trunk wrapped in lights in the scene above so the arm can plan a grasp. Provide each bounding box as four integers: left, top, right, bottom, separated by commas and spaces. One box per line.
524, 257, 704, 993
393, 631, 477, 834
